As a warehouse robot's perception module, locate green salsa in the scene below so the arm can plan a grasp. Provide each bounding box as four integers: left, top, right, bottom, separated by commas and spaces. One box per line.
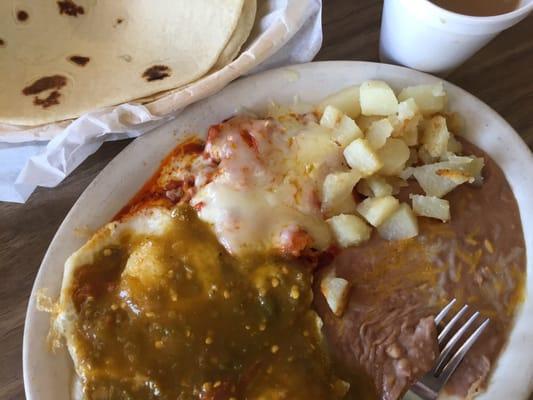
70, 206, 346, 400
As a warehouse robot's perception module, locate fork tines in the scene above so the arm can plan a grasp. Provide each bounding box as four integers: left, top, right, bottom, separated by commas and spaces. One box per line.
431, 298, 490, 383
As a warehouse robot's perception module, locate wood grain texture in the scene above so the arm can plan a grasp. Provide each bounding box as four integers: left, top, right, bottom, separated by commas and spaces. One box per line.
0, 1, 531, 399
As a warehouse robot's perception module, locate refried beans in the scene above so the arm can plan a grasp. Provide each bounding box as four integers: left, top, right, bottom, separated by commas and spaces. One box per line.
314, 142, 526, 400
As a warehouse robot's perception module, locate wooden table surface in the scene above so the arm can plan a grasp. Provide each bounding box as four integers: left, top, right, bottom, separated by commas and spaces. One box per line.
1, 1, 532, 399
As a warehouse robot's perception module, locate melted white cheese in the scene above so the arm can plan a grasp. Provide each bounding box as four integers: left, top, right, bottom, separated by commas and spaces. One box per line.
191, 115, 347, 256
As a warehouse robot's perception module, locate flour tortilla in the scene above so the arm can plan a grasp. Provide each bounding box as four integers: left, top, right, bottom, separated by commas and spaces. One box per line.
212, 0, 258, 71
0, 0, 244, 126
134, 0, 257, 105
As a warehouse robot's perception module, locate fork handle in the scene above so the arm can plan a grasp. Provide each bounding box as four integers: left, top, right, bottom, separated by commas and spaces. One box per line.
406, 383, 438, 400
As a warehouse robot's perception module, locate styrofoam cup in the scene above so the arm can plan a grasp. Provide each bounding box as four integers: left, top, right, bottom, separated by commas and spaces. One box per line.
379, 0, 533, 75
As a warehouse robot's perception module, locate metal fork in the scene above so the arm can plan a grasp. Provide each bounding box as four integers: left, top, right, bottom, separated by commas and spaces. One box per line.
406, 299, 490, 400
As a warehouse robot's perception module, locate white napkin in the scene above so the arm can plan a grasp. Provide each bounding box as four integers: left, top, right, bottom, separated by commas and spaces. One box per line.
0, 0, 322, 203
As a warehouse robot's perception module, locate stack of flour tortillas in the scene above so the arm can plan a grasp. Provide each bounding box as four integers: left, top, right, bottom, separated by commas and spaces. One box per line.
0, 0, 257, 126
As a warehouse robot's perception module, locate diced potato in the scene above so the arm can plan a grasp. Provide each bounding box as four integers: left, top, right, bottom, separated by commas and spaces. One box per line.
387, 115, 403, 139
356, 196, 400, 227
321, 274, 351, 316
447, 135, 463, 154
411, 161, 474, 197
445, 154, 472, 163
366, 176, 393, 196
295, 126, 340, 169
334, 115, 364, 147
377, 138, 410, 176
318, 86, 361, 119
398, 98, 419, 121
445, 112, 464, 135
447, 154, 485, 184
377, 203, 419, 240
327, 214, 372, 247
355, 115, 382, 131
389, 98, 420, 140
422, 115, 450, 157
466, 157, 485, 184
411, 194, 450, 222
435, 168, 472, 183
388, 176, 409, 194
400, 166, 415, 180
321, 171, 361, 217
398, 83, 447, 115
320, 105, 364, 147
343, 138, 383, 176
388, 114, 400, 128
320, 105, 343, 129
360, 80, 399, 116
418, 146, 438, 165
367, 118, 393, 149
357, 177, 395, 197
400, 114, 420, 146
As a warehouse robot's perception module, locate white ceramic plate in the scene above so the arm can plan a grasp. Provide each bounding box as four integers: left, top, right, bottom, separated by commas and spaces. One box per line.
23, 61, 533, 400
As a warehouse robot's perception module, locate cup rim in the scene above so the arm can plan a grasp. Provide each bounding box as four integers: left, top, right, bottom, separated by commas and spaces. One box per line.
416, 0, 533, 23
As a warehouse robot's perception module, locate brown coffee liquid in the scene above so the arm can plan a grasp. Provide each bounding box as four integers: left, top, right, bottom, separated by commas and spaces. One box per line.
431, 0, 520, 16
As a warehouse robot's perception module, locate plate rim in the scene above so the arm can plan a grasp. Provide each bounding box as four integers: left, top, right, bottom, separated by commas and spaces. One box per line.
23, 60, 533, 400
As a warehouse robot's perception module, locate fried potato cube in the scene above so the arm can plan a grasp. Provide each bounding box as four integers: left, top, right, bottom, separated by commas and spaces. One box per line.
466, 157, 485, 184
411, 194, 450, 222
355, 115, 382, 131
335, 114, 364, 147
321, 274, 351, 317
343, 138, 383, 176
400, 166, 415, 180
367, 118, 394, 149
321, 171, 361, 217
377, 138, 410, 176
422, 115, 450, 158
402, 115, 421, 146
295, 126, 340, 169
360, 80, 399, 116
446, 154, 485, 184
398, 98, 419, 121
412, 161, 472, 197
447, 135, 463, 154
388, 114, 403, 138
319, 104, 343, 129
398, 83, 447, 115
388, 176, 409, 194
445, 112, 465, 135
318, 85, 361, 119
418, 146, 438, 165
395, 98, 421, 145
377, 203, 419, 240
356, 195, 400, 227
320, 105, 364, 147
327, 214, 372, 247
356, 177, 394, 197
365, 176, 393, 197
